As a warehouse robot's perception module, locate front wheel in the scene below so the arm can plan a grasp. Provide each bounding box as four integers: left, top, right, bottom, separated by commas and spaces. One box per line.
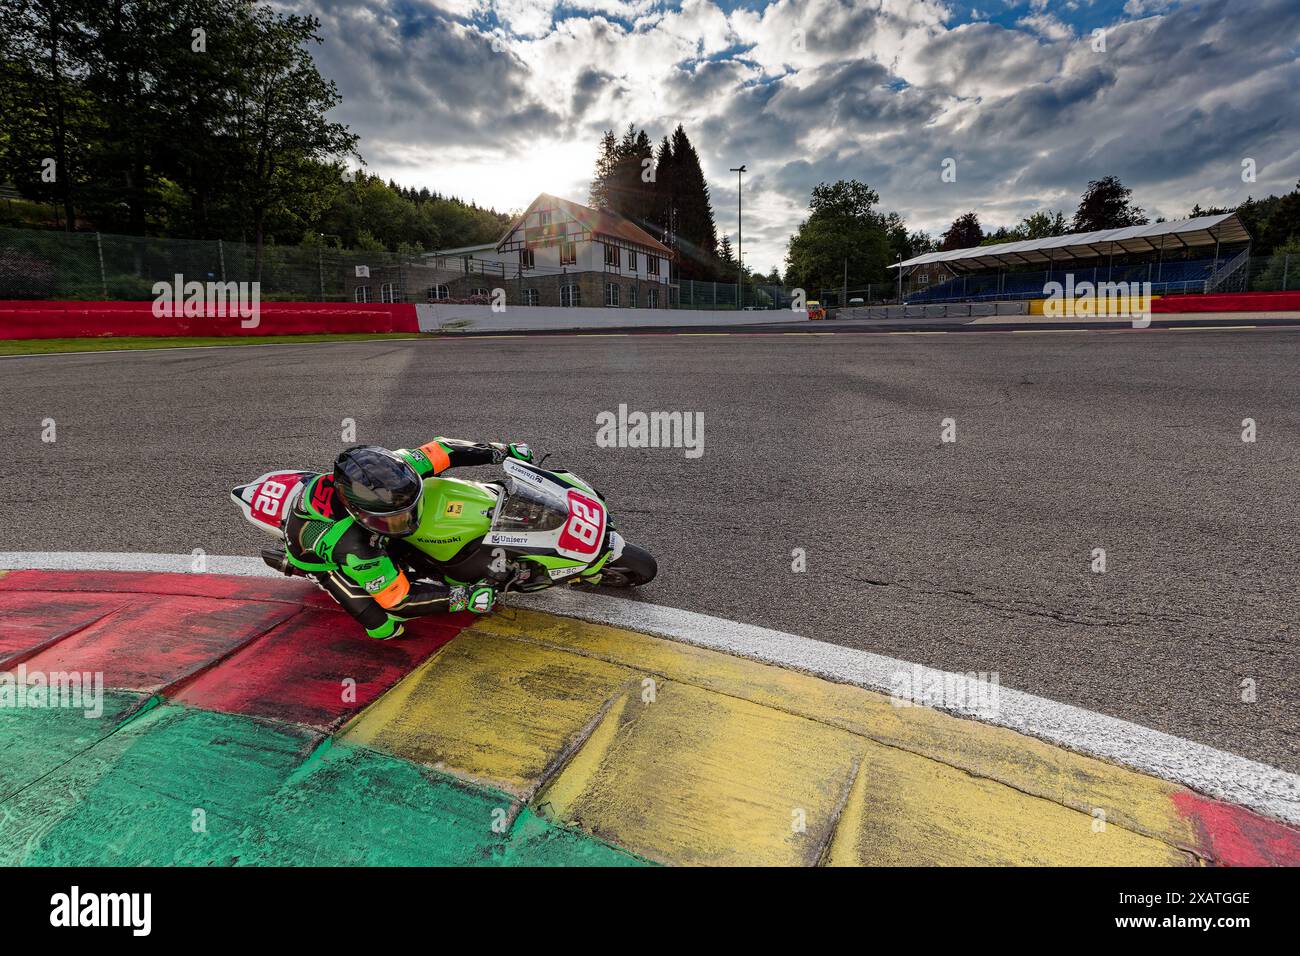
596, 543, 657, 587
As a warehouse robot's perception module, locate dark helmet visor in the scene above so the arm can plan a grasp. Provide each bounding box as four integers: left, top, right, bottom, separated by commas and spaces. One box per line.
353, 492, 424, 537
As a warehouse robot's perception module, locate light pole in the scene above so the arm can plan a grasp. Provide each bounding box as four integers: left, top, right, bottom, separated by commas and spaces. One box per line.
729, 164, 746, 308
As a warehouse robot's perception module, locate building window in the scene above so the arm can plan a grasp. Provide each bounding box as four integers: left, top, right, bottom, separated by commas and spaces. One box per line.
428, 284, 449, 300
470, 287, 489, 297
539, 210, 552, 227
647, 287, 659, 309
381, 282, 398, 303
628, 250, 638, 271
354, 285, 371, 303
604, 244, 620, 268
605, 282, 620, 307
628, 284, 637, 308
647, 256, 660, 276
523, 288, 540, 306
560, 242, 577, 265
918, 273, 930, 286
520, 249, 534, 270
561, 284, 580, 307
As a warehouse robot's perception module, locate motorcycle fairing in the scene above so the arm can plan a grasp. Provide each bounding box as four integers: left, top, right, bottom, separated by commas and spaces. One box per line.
230, 470, 314, 538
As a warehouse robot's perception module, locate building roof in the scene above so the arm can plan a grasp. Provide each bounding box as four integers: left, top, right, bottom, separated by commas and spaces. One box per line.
424, 242, 496, 257
498, 193, 673, 257
890, 212, 1251, 273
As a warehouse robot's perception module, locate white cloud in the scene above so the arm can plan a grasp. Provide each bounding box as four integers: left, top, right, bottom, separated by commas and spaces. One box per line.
293, 0, 1300, 270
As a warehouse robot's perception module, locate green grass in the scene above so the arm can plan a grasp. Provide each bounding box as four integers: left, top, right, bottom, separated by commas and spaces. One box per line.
0, 332, 422, 356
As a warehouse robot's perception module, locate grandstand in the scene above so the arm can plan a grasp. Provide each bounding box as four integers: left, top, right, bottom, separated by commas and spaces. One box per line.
891, 213, 1251, 304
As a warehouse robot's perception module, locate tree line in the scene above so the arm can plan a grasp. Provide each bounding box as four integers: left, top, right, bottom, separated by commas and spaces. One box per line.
0, 0, 508, 269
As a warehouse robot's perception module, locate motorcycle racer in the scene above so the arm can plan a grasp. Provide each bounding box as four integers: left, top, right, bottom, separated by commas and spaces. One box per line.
282, 438, 533, 640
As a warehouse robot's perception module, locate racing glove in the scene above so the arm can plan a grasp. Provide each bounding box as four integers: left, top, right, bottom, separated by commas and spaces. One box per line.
489, 441, 533, 464
449, 580, 498, 614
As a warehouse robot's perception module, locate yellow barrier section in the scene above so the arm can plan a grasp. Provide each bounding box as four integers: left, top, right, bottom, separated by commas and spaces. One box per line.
1027, 295, 1162, 316
343, 607, 1203, 865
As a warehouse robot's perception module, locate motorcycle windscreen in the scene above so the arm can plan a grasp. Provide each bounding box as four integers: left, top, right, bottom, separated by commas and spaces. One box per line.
492, 480, 568, 533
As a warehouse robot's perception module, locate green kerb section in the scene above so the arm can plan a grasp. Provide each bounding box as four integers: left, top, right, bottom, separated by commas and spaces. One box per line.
0, 700, 642, 867
0, 689, 144, 803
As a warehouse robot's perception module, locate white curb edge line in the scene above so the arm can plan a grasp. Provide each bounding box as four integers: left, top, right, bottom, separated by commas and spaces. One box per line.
3, 550, 1297, 826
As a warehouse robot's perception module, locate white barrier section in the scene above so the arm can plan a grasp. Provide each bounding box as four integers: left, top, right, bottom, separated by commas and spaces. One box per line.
416, 303, 808, 333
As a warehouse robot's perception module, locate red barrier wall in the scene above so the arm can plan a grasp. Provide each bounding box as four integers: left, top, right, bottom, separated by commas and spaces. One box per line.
0, 300, 419, 339
1151, 291, 1300, 313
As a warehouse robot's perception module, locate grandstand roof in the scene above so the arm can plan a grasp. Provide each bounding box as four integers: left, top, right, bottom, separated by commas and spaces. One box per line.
890, 212, 1250, 273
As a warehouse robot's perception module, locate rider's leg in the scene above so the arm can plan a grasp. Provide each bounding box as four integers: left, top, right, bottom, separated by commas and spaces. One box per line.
312, 570, 463, 638
312, 570, 404, 639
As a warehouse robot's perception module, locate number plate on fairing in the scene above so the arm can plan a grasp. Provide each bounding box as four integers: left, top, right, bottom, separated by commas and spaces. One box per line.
556, 489, 606, 559
232, 470, 313, 536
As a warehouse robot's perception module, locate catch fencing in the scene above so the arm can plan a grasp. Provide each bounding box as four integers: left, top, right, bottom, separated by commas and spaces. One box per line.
0, 226, 799, 311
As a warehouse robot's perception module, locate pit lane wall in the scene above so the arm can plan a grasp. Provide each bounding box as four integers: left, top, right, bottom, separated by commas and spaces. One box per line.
0, 300, 419, 339
416, 303, 808, 333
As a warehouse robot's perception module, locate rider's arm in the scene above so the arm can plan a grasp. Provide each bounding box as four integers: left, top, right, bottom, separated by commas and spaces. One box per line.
396, 438, 530, 477
335, 540, 454, 618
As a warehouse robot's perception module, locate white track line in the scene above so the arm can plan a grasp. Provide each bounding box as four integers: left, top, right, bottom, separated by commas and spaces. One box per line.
3, 550, 1298, 825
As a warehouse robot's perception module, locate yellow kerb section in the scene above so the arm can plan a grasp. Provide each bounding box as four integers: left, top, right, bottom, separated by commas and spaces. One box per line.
342, 607, 1202, 866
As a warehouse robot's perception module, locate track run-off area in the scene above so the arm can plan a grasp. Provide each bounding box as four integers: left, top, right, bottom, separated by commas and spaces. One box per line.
2, 328, 1298, 800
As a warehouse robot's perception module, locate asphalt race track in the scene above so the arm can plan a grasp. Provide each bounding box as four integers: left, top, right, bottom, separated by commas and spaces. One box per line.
3, 329, 1298, 773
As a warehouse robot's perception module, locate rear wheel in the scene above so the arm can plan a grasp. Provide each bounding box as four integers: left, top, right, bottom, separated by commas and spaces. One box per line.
595, 543, 657, 587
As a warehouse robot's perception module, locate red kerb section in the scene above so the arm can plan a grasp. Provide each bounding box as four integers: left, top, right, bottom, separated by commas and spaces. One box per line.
1171, 791, 1300, 866
0, 570, 470, 726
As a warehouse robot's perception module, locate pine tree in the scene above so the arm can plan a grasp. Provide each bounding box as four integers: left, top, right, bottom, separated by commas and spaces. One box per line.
651, 134, 675, 248
588, 129, 618, 208
668, 124, 718, 280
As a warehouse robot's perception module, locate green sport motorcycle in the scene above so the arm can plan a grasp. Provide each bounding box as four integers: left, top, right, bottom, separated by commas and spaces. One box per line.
231, 455, 657, 593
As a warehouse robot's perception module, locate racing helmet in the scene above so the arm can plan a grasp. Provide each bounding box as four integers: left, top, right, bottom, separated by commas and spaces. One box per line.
333, 445, 424, 537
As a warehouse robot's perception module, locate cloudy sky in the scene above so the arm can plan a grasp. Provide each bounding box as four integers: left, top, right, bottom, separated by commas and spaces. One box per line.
279, 0, 1299, 272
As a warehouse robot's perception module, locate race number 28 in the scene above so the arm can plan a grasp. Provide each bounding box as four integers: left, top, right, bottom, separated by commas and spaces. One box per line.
559, 490, 606, 556
252, 478, 292, 524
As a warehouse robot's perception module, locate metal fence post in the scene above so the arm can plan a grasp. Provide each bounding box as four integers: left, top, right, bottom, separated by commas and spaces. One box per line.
218, 239, 226, 282
95, 232, 107, 298
1284, 253, 1290, 292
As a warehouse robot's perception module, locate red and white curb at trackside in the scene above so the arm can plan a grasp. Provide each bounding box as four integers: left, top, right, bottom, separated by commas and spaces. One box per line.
4, 552, 1299, 826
